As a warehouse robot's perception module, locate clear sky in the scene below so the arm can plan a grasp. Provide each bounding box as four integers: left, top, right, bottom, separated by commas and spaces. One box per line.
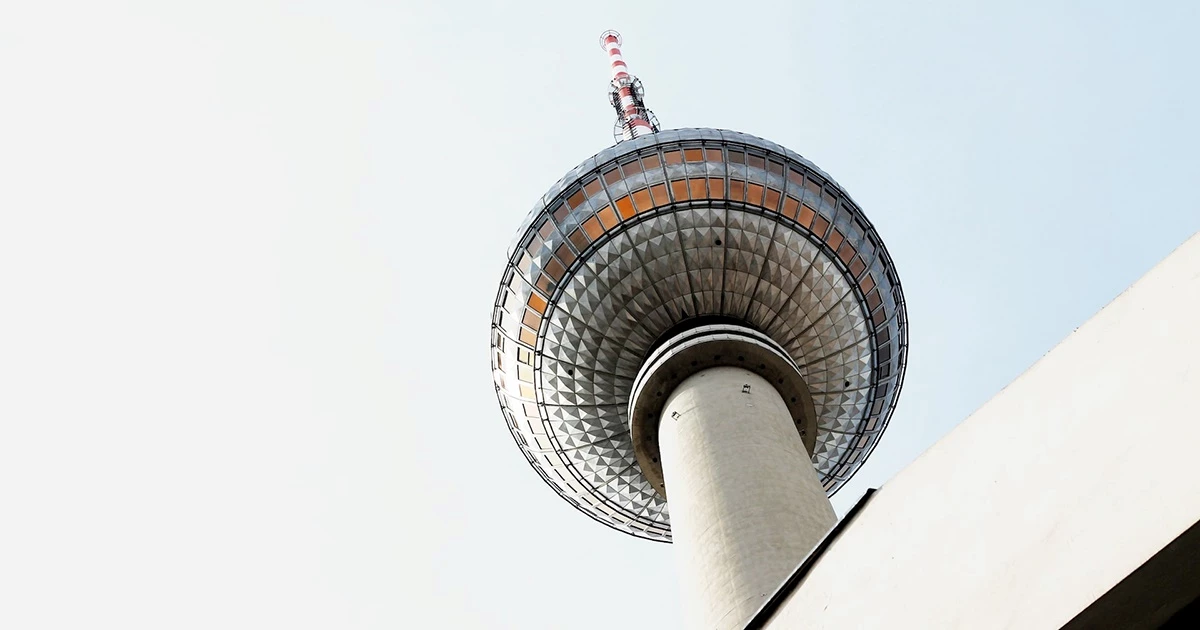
1, 1, 1198, 628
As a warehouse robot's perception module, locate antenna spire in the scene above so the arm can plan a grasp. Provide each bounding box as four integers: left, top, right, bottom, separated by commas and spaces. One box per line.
599, 30, 659, 142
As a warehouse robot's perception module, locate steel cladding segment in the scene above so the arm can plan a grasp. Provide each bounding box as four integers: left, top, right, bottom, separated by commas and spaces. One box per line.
490, 128, 908, 540
660, 366, 837, 630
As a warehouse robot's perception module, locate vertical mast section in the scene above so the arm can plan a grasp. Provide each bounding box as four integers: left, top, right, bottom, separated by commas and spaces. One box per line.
600, 30, 659, 142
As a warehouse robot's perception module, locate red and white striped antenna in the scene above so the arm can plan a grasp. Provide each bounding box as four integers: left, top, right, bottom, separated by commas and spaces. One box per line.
600, 30, 659, 142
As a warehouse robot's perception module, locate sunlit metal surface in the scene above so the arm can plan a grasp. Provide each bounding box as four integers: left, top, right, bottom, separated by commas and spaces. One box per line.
490, 129, 908, 540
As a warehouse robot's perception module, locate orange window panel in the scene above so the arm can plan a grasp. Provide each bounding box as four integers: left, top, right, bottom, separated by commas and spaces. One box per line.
555, 242, 576, 266
861, 273, 876, 294
518, 326, 537, 346
525, 235, 543, 257
620, 159, 642, 177
671, 179, 690, 201
728, 150, 746, 164
828, 228, 844, 252
798, 204, 816, 228
683, 148, 703, 162
535, 275, 554, 294
631, 188, 653, 212
866, 289, 882, 311
663, 150, 683, 165
782, 195, 800, 219
649, 183, 669, 206
849, 256, 866, 278
813, 214, 831, 238
527, 292, 548, 315
582, 216, 604, 240
747, 154, 766, 170
522, 309, 541, 330
568, 228, 589, 251
872, 308, 886, 326
805, 179, 821, 197
788, 168, 805, 188
583, 178, 602, 198
538, 220, 554, 240
603, 168, 621, 185
708, 178, 725, 199
705, 147, 723, 161
544, 257, 566, 281
552, 204, 569, 224
688, 178, 707, 199
642, 154, 662, 170
614, 195, 636, 219
747, 183, 765, 205
597, 205, 618, 229
767, 160, 785, 176
838, 241, 856, 265
567, 190, 585, 209
728, 179, 745, 201
765, 188, 782, 211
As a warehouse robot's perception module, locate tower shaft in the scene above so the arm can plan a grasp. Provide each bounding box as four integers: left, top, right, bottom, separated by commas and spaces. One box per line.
659, 367, 837, 630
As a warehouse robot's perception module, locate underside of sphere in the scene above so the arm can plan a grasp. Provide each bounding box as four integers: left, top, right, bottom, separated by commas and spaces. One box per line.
490, 128, 908, 540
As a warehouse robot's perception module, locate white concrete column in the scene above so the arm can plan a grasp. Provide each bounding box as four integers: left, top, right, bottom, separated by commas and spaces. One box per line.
659, 366, 836, 630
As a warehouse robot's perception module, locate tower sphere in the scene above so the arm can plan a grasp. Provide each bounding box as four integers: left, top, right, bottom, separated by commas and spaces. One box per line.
490, 128, 908, 541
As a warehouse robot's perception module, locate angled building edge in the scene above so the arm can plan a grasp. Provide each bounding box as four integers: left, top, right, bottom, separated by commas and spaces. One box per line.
753, 231, 1200, 629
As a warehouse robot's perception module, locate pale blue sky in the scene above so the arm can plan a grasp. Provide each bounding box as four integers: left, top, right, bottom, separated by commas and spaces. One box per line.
1, 1, 1197, 628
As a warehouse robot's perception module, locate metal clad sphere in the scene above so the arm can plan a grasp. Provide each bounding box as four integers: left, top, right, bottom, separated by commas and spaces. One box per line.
490, 129, 908, 541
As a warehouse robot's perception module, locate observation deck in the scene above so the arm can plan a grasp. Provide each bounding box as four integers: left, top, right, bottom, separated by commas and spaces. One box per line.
490, 128, 908, 541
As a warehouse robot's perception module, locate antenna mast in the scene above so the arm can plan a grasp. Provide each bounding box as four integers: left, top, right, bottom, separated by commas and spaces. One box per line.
600, 30, 660, 142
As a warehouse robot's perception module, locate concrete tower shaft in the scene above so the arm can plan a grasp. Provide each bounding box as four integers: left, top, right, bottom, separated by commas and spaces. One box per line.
661, 367, 836, 630
629, 322, 837, 629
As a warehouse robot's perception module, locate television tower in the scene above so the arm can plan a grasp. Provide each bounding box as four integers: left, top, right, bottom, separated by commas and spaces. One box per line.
490, 32, 908, 630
